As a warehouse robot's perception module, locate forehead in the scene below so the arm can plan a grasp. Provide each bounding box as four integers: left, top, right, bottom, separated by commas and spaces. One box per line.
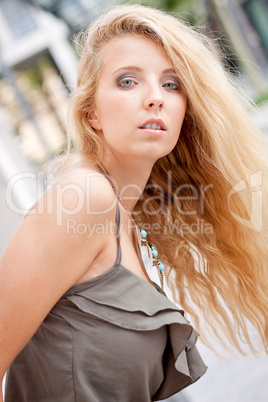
99, 35, 172, 75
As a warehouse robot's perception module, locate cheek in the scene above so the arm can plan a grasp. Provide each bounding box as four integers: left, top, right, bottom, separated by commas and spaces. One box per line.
173, 98, 186, 125
181, 95, 187, 115
99, 95, 136, 128
101, 90, 126, 111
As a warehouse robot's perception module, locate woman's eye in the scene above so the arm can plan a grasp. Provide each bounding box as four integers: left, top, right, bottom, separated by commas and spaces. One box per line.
119, 79, 135, 88
163, 82, 180, 90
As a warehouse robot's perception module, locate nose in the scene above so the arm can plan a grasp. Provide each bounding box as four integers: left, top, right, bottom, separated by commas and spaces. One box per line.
144, 86, 164, 110
147, 100, 164, 109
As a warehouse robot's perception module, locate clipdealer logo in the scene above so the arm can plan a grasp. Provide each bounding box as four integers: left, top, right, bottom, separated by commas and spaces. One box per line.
4, 170, 264, 233
228, 170, 263, 232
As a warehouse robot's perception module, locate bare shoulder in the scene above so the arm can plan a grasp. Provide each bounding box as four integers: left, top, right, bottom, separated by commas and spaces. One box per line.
25, 164, 116, 222
55, 164, 116, 207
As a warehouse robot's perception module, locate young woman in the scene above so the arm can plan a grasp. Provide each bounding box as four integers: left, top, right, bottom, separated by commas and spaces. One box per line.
1, 4, 268, 401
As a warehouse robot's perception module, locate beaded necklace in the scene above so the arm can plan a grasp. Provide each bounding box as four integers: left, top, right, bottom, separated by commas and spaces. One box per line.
96, 162, 165, 289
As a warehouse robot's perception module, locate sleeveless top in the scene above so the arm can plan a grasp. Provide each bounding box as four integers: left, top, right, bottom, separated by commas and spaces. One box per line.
5, 204, 207, 402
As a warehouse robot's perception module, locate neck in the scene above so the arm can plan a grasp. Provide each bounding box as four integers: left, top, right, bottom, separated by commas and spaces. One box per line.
99, 155, 154, 212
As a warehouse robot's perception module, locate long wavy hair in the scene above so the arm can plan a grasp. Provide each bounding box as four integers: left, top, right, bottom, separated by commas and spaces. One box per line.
53, 4, 268, 355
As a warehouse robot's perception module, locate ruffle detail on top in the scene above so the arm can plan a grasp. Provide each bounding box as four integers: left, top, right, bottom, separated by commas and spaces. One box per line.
55, 264, 207, 400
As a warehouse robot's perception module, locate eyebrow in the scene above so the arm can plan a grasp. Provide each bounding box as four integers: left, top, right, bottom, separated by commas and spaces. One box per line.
112, 66, 177, 76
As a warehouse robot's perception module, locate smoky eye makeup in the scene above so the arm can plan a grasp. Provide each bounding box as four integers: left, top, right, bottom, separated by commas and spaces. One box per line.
114, 70, 183, 90
172, 80, 182, 91
116, 73, 138, 86
163, 75, 182, 89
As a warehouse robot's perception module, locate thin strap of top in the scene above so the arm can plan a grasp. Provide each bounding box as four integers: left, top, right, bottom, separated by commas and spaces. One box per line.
115, 202, 122, 266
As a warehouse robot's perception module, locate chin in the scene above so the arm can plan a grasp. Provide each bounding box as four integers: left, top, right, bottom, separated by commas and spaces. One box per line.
140, 143, 175, 158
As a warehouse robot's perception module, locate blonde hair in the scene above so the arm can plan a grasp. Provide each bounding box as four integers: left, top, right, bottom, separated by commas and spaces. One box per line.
61, 4, 268, 355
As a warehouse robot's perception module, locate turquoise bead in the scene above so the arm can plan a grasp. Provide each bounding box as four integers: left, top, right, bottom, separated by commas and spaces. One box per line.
151, 245, 156, 250
152, 248, 158, 258
140, 229, 147, 239
158, 261, 165, 272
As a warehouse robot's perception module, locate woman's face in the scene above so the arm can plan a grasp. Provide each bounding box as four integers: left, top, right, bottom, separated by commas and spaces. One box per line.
89, 35, 187, 164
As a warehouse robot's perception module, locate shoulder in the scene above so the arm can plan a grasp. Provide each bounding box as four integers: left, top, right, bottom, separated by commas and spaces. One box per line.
25, 164, 117, 222
52, 165, 117, 217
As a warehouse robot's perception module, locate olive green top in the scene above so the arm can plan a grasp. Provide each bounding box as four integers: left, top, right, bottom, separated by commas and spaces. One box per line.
5, 204, 207, 401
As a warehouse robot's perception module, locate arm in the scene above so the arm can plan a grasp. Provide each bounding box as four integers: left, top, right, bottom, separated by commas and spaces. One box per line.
0, 169, 116, 382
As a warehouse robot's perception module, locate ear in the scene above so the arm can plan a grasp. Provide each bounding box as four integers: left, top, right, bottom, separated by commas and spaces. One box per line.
88, 110, 102, 130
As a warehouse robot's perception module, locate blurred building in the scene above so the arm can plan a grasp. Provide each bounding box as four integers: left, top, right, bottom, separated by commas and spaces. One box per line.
0, 0, 109, 166
0, 0, 79, 90
0, 0, 79, 164
28, 0, 109, 35
208, 0, 268, 96
0, 0, 106, 251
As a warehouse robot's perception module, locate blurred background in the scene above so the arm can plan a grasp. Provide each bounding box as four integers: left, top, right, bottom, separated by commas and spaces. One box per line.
0, 0, 268, 401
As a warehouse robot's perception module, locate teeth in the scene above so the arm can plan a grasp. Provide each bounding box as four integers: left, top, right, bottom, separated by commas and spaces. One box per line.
142, 123, 162, 130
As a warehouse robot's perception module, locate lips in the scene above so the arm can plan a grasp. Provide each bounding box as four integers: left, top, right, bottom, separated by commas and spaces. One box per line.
139, 118, 166, 131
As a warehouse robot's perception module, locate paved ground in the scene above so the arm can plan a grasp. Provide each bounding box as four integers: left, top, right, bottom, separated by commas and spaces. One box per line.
182, 343, 268, 402
1, 104, 268, 401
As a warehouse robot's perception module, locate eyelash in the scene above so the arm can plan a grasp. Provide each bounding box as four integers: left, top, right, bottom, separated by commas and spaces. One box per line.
118, 77, 181, 90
